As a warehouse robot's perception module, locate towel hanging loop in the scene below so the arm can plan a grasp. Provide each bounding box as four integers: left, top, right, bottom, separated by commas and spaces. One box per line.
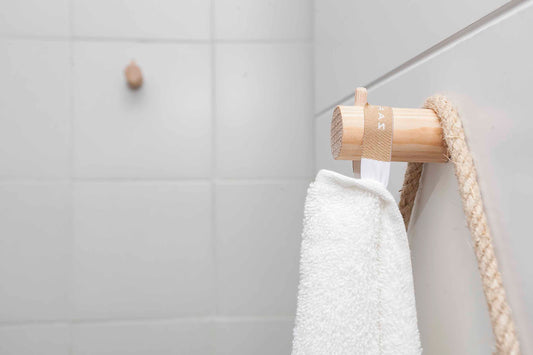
351, 88, 367, 176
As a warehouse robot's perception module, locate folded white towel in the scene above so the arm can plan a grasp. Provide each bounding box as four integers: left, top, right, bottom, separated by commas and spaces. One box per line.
292, 170, 421, 355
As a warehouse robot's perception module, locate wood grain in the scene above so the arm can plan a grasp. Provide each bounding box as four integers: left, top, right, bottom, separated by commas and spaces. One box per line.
331, 105, 448, 163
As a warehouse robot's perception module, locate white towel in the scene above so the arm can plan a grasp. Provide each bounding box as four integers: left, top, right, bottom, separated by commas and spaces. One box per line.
292, 170, 421, 355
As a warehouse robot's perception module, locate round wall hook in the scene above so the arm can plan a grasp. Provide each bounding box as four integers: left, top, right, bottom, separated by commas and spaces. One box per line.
125, 60, 143, 90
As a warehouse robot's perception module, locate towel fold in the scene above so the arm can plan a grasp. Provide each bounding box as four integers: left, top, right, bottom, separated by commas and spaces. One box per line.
292, 170, 421, 355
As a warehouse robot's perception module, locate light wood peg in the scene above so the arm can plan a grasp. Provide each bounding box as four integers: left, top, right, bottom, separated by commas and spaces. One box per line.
331, 92, 448, 163
125, 61, 143, 90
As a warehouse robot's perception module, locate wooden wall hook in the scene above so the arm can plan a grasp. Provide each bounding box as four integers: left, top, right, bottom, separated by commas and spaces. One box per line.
331, 89, 448, 163
125, 61, 143, 90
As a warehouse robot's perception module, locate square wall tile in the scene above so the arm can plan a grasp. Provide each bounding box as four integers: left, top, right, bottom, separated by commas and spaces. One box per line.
73, 42, 211, 178
0, 40, 69, 178
0, 0, 69, 37
216, 182, 307, 316
0, 324, 70, 355
72, 182, 214, 319
214, 0, 311, 40
215, 320, 293, 355
216, 44, 313, 178
72, 0, 210, 39
0, 183, 71, 322
72, 320, 214, 355
314, 0, 507, 111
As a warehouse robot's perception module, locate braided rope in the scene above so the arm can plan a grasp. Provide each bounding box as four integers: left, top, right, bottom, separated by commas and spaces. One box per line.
399, 162, 424, 230
398, 95, 520, 354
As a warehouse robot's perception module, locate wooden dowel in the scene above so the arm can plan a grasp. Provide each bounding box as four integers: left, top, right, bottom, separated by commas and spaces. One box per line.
331, 105, 448, 163
125, 61, 143, 90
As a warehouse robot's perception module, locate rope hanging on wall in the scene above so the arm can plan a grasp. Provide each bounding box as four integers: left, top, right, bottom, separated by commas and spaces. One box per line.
398, 96, 520, 355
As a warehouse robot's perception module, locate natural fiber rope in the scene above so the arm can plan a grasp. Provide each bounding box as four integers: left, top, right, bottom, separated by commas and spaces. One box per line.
398, 162, 423, 230
398, 95, 520, 355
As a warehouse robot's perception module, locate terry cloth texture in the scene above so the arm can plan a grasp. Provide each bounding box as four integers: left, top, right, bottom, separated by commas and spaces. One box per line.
292, 170, 421, 355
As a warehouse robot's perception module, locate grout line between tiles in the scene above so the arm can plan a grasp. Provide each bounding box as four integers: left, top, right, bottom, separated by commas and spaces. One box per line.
67, 2, 75, 354
209, 0, 220, 322
0, 33, 312, 45
214, 178, 313, 185
0, 34, 70, 42
0, 177, 313, 184
0, 321, 71, 328
0, 316, 295, 328
0, 178, 72, 183
311, 0, 317, 173
72, 36, 312, 44
71, 177, 212, 183
314, 0, 533, 117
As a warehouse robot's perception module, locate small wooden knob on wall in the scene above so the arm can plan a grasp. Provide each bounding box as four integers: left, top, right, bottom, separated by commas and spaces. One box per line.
125, 61, 143, 89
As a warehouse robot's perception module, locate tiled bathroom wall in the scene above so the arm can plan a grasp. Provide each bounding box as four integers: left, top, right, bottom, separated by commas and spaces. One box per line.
315, 0, 533, 353
6, 0, 532, 353
0, 1, 313, 354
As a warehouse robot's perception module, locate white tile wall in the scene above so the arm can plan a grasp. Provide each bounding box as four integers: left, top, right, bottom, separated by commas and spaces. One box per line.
409, 164, 493, 354
214, 0, 312, 40
72, 0, 211, 40
72, 320, 214, 354
214, 319, 294, 355
0, 183, 70, 322
13, 0, 531, 352
216, 182, 306, 316
0, 0, 69, 37
0, 0, 314, 352
0, 39, 70, 178
0, 324, 70, 355
72, 42, 212, 178
215, 43, 313, 178
314, 0, 508, 111
72, 182, 214, 320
